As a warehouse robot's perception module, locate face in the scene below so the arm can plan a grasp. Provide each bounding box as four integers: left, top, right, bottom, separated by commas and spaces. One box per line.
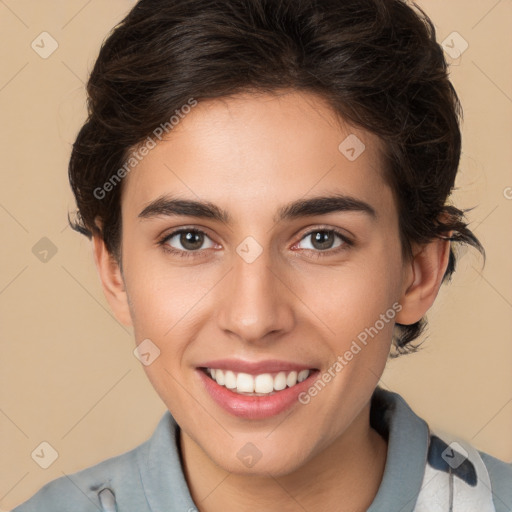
114, 90, 411, 476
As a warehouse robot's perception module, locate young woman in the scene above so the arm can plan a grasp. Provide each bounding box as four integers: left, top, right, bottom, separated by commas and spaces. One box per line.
12, 0, 511, 510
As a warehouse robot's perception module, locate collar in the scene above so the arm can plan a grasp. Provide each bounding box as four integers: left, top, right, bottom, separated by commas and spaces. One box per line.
136, 387, 429, 512
367, 387, 429, 511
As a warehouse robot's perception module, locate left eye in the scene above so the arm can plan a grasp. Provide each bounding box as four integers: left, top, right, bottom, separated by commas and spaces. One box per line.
164, 229, 216, 252
296, 229, 347, 251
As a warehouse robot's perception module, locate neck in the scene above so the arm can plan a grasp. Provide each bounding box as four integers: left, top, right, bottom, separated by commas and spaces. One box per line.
180, 401, 388, 512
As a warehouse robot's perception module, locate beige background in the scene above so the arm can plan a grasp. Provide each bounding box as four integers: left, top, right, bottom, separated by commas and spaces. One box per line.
1, 0, 511, 509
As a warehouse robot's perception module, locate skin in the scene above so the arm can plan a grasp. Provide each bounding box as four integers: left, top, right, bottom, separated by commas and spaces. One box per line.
93, 90, 450, 511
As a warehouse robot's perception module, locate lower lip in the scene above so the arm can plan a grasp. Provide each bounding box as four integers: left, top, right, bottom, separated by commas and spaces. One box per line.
197, 369, 318, 420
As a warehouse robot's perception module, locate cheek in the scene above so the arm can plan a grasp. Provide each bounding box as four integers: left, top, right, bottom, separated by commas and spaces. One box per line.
125, 246, 200, 325
295, 257, 402, 339
123, 250, 221, 369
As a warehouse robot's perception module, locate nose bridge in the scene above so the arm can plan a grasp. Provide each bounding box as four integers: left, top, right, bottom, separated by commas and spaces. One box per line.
216, 242, 294, 342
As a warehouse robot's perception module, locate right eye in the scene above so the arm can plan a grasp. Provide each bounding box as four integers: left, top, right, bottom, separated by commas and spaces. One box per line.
158, 228, 217, 258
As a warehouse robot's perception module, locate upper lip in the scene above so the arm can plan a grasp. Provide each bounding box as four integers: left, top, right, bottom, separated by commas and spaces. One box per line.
197, 359, 317, 375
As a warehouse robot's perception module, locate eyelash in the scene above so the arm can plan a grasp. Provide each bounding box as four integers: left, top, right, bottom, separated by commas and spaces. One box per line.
157, 227, 354, 260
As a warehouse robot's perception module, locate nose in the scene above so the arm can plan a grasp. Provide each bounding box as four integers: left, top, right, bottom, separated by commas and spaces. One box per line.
215, 245, 295, 345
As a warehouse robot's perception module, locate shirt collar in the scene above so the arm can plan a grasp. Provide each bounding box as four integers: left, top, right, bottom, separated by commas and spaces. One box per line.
137, 387, 429, 511
367, 387, 429, 512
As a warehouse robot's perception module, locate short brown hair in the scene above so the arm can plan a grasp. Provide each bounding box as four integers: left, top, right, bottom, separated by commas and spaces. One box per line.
68, 0, 484, 353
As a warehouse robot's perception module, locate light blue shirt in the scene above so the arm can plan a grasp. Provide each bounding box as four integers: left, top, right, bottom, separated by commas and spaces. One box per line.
11, 388, 512, 511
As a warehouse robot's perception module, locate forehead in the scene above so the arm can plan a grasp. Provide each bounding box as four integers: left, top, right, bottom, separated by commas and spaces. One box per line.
121, 90, 394, 224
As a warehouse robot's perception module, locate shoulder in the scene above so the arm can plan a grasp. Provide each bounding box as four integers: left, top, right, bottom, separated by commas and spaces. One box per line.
479, 450, 512, 512
418, 429, 512, 512
11, 410, 185, 512
11, 437, 152, 512
368, 388, 511, 512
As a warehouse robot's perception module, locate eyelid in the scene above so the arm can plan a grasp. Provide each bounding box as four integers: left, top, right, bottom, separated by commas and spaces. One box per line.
165, 228, 216, 245
157, 227, 218, 257
294, 224, 354, 245
290, 226, 353, 255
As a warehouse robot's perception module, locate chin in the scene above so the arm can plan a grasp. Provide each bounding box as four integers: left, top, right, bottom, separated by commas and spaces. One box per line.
204, 437, 314, 477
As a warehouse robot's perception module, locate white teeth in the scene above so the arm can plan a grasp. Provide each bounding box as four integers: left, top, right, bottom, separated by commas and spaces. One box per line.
286, 371, 298, 387
297, 369, 309, 383
237, 373, 255, 393
255, 374, 274, 393
224, 370, 237, 389
215, 369, 225, 385
208, 368, 311, 395
273, 371, 287, 391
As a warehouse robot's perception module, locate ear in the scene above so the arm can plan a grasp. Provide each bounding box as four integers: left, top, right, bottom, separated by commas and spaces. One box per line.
92, 233, 133, 327
395, 236, 451, 325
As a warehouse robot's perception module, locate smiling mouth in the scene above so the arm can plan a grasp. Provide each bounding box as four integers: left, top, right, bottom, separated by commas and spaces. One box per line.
200, 367, 315, 396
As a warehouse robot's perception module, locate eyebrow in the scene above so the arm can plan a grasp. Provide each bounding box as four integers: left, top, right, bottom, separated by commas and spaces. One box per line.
138, 193, 377, 224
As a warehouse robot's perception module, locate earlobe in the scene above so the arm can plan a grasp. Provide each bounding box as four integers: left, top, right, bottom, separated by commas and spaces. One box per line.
92, 234, 133, 327
395, 237, 451, 326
